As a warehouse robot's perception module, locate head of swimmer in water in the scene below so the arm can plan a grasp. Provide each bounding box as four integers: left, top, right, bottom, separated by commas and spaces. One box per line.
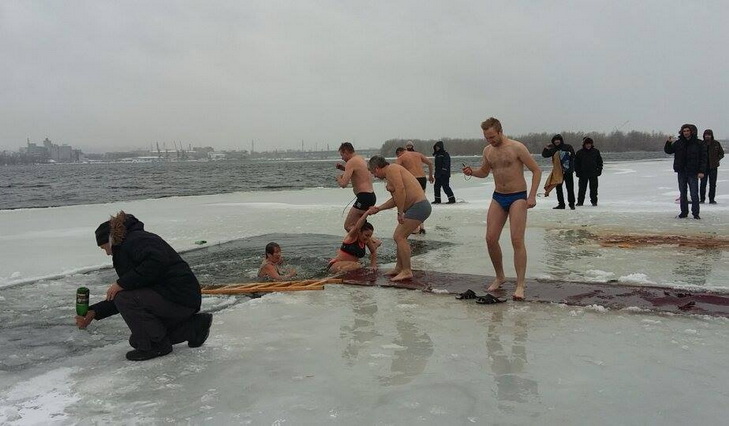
264, 242, 283, 264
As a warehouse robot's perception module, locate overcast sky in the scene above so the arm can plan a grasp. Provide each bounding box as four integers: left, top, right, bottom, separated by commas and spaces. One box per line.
2, 1, 727, 153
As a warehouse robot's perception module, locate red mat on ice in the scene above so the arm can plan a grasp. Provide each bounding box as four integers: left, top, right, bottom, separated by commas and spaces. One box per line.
339, 269, 729, 317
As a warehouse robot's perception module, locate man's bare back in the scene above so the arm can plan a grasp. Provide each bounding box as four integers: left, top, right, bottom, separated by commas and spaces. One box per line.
396, 151, 433, 180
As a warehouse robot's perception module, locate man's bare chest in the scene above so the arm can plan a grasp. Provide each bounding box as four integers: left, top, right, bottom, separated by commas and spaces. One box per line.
486, 150, 518, 170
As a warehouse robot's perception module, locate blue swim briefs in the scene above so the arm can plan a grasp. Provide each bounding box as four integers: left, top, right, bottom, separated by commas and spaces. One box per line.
492, 191, 527, 211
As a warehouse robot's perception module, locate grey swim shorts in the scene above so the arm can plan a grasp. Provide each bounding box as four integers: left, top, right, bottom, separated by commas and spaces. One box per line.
403, 199, 432, 222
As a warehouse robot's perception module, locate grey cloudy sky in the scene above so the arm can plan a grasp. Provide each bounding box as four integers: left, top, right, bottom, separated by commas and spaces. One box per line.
2, 1, 727, 153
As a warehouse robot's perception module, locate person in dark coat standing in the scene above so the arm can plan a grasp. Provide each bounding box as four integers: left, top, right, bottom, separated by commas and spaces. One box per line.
664, 124, 707, 219
541, 134, 576, 209
432, 141, 456, 204
699, 129, 724, 204
75, 211, 213, 361
574, 137, 603, 207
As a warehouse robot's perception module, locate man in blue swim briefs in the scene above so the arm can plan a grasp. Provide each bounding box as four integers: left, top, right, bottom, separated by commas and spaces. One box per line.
336, 142, 377, 232
463, 117, 542, 301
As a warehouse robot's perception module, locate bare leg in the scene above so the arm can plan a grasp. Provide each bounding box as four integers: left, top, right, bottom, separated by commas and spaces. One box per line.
391, 218, 422, 281
329, 261, 363, 274
344, 208, 365, 232
485, 200, 508, 291
508, 199, 529, 300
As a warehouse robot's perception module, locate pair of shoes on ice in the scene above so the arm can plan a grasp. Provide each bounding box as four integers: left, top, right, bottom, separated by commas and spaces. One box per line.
455, 289, 506, 304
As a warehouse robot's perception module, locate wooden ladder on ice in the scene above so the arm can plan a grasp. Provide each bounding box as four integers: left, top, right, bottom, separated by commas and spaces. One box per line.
201, 278, 343, 295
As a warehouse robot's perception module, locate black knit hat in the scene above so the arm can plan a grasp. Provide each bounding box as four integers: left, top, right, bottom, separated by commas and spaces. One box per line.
95, 221, 110, 246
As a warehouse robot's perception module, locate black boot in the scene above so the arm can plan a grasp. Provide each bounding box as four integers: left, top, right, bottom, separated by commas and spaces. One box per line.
433, 198, 441, 204
188, 313, 213, 348
447, 197, 456, 204
553, 205, 565, 209
126, 345, 173, 361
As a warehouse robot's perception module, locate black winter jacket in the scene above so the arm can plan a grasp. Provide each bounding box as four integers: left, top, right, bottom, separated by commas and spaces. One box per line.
91, 215, 201, 320
706, 139, 724, 170
541, 143, 575, 174
574, 148, 603, 178
664, 136, 707, 174
432, 141, 451, 179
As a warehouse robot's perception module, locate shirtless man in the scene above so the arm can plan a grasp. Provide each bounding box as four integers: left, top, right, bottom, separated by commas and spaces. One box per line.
395, 146, 434, 234
336, 142, 376, 232
462, 117, 542, 300
367, 155, 432, 281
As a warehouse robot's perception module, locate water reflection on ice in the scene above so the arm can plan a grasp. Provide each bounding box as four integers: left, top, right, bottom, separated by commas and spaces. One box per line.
3, 286, 728, 424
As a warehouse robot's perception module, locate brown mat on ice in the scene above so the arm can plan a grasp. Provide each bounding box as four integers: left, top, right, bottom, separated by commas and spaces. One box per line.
338, 269, 729, 317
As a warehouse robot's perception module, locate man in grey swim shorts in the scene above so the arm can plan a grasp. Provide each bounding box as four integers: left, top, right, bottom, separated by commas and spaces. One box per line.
367, 155, 431, 282
403, 199, 432, 222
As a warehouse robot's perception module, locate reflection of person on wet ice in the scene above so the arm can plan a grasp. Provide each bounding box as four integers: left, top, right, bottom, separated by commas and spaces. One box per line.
462, 117, 542, 301
367, 155, 432, 282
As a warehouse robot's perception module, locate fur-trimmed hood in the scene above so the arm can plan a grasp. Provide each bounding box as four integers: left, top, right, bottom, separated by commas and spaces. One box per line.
109, 211, 144, 245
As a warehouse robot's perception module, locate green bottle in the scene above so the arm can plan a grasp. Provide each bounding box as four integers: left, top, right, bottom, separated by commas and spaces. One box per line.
76, 287, 90, 316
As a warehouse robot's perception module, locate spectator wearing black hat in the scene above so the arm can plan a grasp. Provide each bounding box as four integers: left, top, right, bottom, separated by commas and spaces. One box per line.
575, 137, 603, 207
699, 129, 724, 204
664, 124, 707, 218
76, 211, 212, 361
541, 134, 576, 209
432, 141, 456, 204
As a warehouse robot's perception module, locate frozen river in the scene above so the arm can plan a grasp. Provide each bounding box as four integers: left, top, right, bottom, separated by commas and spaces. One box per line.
1, 159, 728, 424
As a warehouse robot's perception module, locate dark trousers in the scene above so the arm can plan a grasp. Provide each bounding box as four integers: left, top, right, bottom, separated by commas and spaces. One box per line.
434, 176, 455, 202
555, 173, 575, 207
577, 176, 599, 205
677, 172, 700, 217
699, 168, 718, 202
114, 288, 197, 351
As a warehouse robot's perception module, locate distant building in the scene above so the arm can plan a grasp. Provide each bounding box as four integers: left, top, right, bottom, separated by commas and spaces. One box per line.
23, 137, 81, 163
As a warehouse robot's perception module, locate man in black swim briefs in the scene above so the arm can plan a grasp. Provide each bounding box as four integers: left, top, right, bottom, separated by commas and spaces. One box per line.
336, 142, 377, 232
353, 192, 376, 211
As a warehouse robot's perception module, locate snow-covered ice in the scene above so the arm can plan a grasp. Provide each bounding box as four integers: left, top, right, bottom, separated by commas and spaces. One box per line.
1, 159, 728, 424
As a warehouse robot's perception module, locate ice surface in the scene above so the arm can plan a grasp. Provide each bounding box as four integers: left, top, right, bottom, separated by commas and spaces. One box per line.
1, 159, 729, 424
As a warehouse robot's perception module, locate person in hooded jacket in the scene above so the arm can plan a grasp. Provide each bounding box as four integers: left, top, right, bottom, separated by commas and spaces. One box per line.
664, 124, 707, 219
574, 137, 603, 207
432, 141, 456, 204
75, 211, 212, 361
541, 134, 576, 209
699, 129, 724, 204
